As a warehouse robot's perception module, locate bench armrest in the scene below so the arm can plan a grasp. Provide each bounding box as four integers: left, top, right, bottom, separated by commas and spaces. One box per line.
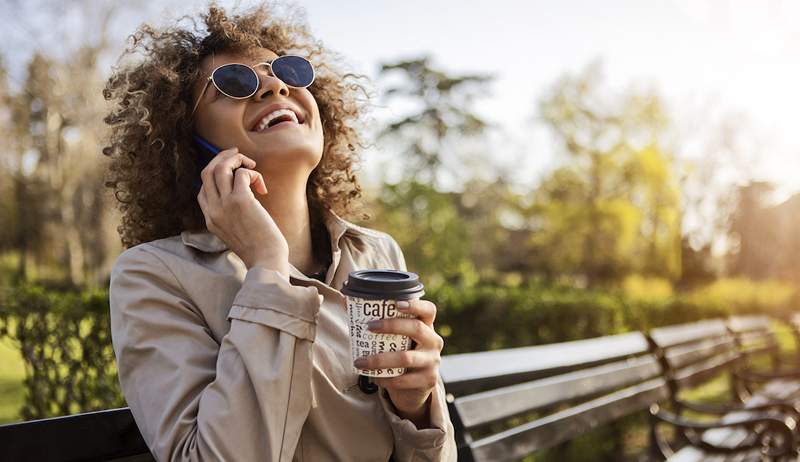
649, 404, 797, 458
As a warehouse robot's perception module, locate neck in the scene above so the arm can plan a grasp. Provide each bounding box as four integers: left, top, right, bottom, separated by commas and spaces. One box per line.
254, 175, 320, 275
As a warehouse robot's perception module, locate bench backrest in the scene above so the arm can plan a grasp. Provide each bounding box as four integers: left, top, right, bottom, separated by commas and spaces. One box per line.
787, 313, 800, 334
440, 332, 668, 462
0, 407, 153, 462
648, 319, 738, 392
726, 315, 780, 370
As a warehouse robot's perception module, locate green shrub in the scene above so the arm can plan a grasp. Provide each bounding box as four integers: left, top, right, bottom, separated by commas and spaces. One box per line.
431, 281, 628, 354
430, 277, 794, 354
0, 282, 124, 420
685, 278, 795, 315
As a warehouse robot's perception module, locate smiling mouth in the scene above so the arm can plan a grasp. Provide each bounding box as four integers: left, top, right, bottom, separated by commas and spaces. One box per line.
250, 110, 305, 133
251, 120, 302, 133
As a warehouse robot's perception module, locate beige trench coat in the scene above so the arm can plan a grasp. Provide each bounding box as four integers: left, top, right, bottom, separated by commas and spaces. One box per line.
108, 206, 458, 461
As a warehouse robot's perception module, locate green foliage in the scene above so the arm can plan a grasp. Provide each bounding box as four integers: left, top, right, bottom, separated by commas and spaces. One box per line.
371, 179, 478, 289
377, 55, 495, 186
429, 277, 794, 355
0, 282, 124, 420
686, 278, 796, 316
621, 275, 674, 302
533, 62, 682, 285
0, 332, 25, 424
430, 280, 626, 354
366, 177, 532, 292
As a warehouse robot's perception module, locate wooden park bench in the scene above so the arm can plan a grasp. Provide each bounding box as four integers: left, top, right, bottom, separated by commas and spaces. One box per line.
727, 315, 800, 397
2, 315, 798, 462
440, 322, 798, 461
439, 331, 668, 461
647, 318, 800, 461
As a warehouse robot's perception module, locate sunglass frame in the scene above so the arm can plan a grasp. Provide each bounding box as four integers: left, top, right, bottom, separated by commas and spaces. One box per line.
190, 54, 315, 116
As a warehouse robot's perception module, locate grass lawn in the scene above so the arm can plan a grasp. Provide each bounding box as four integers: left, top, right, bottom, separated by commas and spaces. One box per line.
0, 332, 25, 424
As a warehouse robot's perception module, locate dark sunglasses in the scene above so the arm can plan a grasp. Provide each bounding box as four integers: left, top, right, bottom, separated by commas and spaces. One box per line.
190, 54, 315, 116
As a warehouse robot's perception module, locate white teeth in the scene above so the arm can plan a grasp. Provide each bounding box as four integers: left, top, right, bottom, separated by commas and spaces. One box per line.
255, 108, 299, 132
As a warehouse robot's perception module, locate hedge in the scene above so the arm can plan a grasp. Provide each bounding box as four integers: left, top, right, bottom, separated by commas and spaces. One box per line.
0, 283, 125, 420
0, 277, 793, 420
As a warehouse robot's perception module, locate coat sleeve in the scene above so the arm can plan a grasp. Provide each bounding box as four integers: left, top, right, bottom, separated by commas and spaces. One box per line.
376, 236, 458, 461
109, 245, 323, 462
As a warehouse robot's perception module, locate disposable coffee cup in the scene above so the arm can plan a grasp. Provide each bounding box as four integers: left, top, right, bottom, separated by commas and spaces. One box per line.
341, 269, 425, 377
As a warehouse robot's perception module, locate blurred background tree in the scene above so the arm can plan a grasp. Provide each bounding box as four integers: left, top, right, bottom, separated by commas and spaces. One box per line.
528, 62, 681, 287
367, 55, 519, 288
374, 55, 495, 187
0, 0, 131, 288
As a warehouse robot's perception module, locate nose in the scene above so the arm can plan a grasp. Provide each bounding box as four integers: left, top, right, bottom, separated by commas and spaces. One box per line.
252, 65, 290, 101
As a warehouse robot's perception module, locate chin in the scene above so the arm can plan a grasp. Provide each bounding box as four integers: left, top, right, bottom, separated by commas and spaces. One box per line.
250, 144, 322, 168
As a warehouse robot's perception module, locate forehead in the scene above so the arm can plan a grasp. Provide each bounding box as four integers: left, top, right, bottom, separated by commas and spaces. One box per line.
199, 48, 280, 74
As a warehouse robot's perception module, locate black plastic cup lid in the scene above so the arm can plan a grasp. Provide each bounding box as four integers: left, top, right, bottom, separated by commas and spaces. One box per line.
341, 269, 425, 300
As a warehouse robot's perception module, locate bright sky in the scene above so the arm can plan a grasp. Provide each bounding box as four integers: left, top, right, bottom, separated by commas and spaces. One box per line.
5, 0, 800, 198
260, 0, 800, 198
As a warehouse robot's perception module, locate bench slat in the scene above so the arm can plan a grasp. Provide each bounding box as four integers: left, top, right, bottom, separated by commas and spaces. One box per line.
469, 378, 669, 462
454, 354, 662, 429
664, 336, 736, 370
649, 319, 729, 349
737, 331, 776, 348
674, 350, 739, 389
440, 332, 650, 395
727, 315, 772, 333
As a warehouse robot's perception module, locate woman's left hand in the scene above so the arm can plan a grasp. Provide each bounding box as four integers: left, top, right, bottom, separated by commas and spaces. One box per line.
353, 298, 444, 423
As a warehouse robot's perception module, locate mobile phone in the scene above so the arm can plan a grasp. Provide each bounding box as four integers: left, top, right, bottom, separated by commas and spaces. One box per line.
193, 133, 221, 193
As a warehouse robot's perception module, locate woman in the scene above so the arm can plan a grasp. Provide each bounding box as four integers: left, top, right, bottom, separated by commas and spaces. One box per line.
103, 2, 456, 461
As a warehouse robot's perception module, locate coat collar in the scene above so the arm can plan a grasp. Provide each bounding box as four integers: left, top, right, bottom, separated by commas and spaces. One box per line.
180, 206, 353, 255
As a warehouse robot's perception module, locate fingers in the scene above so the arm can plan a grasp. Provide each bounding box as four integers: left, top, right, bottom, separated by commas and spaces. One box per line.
199, 146, 255, 199
397, 298, 437, 326
354, 349, 439, 372
368, 317, 444, 352
372, 371, 439, 390
197, 183, 218, 233
198, 183, 208, 215
232, 167, 268, 196
214, 152, 257, 197
200, 147, 234, 199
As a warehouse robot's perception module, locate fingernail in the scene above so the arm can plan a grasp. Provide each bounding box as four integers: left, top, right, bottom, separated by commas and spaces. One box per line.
367, 320, 382, 330
397, 301, 410, 310
354, 357, 367, 367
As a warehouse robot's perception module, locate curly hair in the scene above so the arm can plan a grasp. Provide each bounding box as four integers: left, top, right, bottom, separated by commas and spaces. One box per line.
102, 1, 374, 249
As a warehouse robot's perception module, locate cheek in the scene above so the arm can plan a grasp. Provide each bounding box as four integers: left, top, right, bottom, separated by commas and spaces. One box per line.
303, 91, 322, 124
306, 102, 325, 147
199, 105, 245, 140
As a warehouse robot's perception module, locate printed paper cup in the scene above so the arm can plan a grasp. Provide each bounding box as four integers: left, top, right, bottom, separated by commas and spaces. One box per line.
341, 270, 425, 378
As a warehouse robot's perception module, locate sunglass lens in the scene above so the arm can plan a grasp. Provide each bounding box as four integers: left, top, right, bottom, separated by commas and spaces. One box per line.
272, 56, 314, 87
213, 64, 259, 97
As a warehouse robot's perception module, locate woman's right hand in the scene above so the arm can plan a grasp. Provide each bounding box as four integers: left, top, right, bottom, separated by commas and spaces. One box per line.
196, 147, 290, 275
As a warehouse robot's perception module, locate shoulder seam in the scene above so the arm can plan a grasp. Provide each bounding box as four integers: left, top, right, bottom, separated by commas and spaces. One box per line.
135, 244, 192, 299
